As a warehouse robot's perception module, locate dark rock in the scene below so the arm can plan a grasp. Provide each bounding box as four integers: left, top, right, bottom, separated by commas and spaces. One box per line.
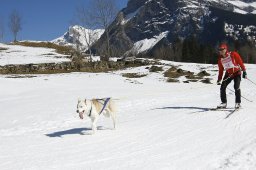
92, 0, 256, 58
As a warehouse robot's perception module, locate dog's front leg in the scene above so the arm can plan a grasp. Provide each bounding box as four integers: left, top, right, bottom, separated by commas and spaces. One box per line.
91, 117, 98, 134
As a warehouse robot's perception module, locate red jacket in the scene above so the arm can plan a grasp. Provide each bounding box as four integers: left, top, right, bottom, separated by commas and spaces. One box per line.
218, 51, 246, 81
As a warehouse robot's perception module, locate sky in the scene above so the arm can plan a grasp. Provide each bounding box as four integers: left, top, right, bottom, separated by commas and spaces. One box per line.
0, 0, 128, 43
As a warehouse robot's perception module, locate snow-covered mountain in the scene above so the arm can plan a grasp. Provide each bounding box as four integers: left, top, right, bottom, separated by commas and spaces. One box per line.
52, 25, 104, 51
92, 0, 256, 58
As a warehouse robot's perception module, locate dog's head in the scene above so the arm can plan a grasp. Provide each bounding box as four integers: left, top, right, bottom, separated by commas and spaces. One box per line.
76, 99, 90, 119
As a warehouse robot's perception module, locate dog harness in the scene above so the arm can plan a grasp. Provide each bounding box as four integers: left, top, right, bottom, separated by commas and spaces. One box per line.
88, 98, 111, 117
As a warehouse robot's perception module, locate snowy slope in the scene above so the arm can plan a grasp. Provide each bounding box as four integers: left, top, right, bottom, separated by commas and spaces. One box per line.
183, 0, 256, 14
1, 58, 256, 169
125, 31, 169, 54
0, 43, 70, 66
226, 0, 256, 14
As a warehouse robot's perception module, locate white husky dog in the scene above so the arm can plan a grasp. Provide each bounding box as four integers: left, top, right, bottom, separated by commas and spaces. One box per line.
76, 98, 117, 134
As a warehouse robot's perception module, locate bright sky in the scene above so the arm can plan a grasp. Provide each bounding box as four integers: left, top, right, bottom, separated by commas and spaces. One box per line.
0, 0, 128, 43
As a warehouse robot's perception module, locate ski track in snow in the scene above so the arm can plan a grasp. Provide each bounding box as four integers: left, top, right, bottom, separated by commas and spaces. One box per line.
216, 139, 256, 170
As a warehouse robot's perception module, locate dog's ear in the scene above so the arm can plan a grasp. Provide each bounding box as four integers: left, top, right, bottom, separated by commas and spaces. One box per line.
78, 98, 82, 102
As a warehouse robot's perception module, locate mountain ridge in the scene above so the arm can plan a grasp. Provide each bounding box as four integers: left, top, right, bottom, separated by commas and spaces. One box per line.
52, 25, 104, 52
91, 0, 256, 62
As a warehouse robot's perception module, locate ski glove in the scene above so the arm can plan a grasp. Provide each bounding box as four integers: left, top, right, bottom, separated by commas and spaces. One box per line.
242, 71, 247, 79
217, 80, 221, 85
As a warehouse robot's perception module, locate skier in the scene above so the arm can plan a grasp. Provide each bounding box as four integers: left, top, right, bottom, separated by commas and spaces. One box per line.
217, 43, 247, 109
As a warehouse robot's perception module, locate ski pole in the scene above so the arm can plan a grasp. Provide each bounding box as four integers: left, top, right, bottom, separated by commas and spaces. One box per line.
246, 78, 256, 87
227, 87, 253, 102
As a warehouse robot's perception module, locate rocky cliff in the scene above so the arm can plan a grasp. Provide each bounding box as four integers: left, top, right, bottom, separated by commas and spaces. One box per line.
92, 0, 256, 59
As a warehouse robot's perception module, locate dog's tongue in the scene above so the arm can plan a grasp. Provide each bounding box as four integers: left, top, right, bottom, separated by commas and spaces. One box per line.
79, 113, 84, 119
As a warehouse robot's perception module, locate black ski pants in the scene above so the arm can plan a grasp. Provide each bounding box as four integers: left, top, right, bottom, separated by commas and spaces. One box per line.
220, 74, 241, 103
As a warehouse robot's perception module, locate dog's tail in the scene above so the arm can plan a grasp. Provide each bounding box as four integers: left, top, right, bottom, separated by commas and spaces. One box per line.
109, 98, 118, 113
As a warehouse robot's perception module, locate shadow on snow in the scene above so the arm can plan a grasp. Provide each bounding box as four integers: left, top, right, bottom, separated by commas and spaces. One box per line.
45, 127, 91, 137
45, 126, 110, 137
153, 106, 211, 113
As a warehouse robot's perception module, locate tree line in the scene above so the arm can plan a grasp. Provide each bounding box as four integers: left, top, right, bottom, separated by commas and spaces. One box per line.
149, 36, 256, 64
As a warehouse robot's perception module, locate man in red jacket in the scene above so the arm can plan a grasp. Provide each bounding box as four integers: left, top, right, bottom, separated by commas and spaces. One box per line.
217, 43, 247, 109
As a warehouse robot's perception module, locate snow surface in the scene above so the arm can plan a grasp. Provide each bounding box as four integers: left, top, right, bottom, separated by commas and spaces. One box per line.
228, 0, 256, 14
128, 31, 169, 54
210, 0, 256, 14
0, 43, 70, 66
1, 46, 256, 169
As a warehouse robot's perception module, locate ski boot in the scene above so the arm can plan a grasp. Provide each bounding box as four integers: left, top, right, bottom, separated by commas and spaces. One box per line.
217, 103, 227, 109
235, 103, 241, 109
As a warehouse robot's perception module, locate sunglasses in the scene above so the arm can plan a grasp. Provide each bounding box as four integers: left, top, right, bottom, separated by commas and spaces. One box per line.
218, 48, 225, 51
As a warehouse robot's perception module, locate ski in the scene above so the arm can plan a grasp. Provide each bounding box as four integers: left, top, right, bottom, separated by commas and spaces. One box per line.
208, 107, 232, 111
208, 107, 240, 119
224, 108, 240, 119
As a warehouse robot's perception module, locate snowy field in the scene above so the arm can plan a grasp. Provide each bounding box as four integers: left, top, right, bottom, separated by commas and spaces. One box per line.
0, 43, 70, 66
1, 47, 256, 169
